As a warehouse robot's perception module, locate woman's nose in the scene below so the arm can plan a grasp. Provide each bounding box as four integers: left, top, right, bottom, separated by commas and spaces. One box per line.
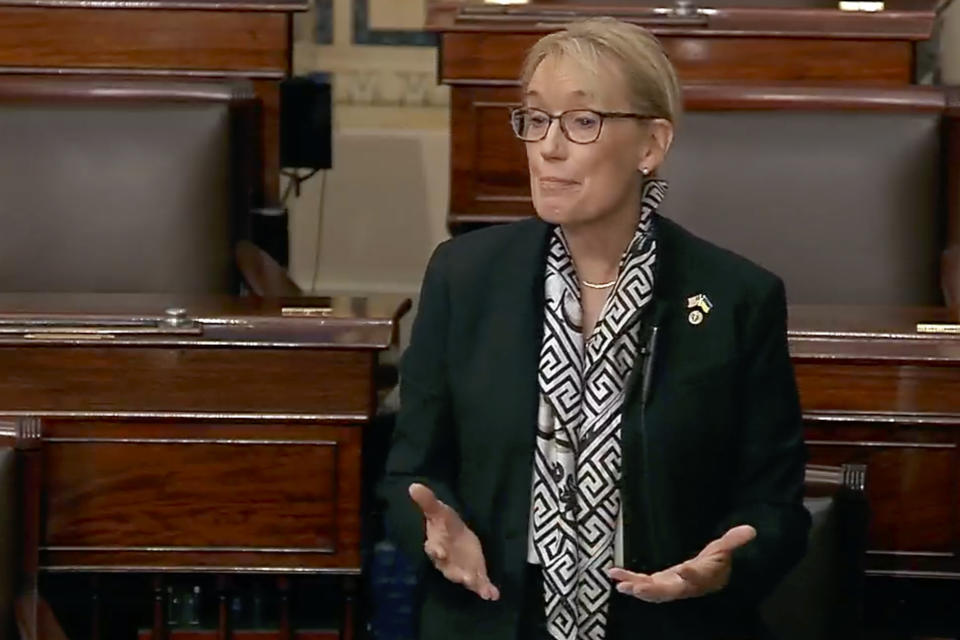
538, 119, 567, 159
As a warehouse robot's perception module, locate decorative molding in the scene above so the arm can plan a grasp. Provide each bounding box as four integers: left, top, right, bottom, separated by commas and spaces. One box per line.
352, 0, 436, 47
864, 569, 960, 579
806, 439, 956, 449
45, 545, 335, 553
16, 416, 42, 446
866, 550, 955, 557
335, 69, 448, 106
803, 410, 960, 426
45, 437, 338, 445
41, 565, 363, 575
0, 66, 283, 79
0, 410, 367, 422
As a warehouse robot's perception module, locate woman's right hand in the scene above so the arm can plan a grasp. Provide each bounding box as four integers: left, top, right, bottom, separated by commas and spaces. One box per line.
408, 483, 501, 601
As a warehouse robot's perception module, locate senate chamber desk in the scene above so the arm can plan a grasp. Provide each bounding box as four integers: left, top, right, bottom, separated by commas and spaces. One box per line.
4, 296, 960, 635
790, 305, 960, 632
427, 0, 942, 86
0, 294, 410, 640
0, 0, 308, 201
427, 0, 946, 230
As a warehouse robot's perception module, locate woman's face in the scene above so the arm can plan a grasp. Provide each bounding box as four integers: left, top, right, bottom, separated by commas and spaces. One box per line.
522, 55, 670, 228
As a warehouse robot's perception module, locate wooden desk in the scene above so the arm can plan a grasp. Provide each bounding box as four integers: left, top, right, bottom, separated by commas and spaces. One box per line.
428, 0, 944, 229
1, 294, 409, 639
792, 306, 960, 577
0, 0, 308, 201
790, 306, 960, 630
7, 299, 958, 633
428, 0, 941, 85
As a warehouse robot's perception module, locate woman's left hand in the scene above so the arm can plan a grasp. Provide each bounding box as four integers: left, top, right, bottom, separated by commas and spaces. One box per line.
607, 525, 756, 603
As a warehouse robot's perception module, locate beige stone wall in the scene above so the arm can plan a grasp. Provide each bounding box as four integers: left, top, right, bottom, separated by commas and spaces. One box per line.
287, 0, 450, 308
941, 0, 960, 84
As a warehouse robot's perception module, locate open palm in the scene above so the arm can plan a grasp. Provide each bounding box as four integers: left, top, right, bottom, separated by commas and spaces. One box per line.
409, 483, 500, 601
608, 525, 757, 603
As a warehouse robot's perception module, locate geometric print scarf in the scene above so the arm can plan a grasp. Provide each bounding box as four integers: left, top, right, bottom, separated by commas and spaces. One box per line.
531, 179, 667, 640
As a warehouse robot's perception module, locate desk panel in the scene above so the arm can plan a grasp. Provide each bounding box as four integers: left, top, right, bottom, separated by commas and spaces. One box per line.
0, 348, 375, 418
0, 8, 287, 72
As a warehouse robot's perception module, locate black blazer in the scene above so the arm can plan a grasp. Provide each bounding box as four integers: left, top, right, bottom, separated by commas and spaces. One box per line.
380, 215, 810, 640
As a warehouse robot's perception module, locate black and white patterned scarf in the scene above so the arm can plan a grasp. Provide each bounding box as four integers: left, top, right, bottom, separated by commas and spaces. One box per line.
532, 179, 667, 640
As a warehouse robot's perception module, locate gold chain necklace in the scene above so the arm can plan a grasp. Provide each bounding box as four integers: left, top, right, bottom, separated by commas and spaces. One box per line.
581, 279, 616, 289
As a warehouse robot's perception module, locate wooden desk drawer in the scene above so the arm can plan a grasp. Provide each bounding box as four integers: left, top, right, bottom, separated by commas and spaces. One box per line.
805, 423, 957, 560
440, 32, 912, 85
37, 420, 362, 573
798, 358, 960, 576
796, 361, 960, 415
0, 347, 376, 419
0, 7, 288, 72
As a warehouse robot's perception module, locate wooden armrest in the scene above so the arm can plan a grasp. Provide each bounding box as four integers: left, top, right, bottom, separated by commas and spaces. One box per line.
15, 593, 69, 640
943, 246, 960, 307
235, 240, 302, 298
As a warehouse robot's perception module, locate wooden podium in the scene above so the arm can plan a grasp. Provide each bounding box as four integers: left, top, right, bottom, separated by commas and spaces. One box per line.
0, 0, 309, 200
2, 294, 410, 639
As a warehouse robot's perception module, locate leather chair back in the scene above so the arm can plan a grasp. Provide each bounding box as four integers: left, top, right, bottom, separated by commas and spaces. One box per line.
661, 85, 954, 305
0, 426, 15, 640
0, 78, 261, 294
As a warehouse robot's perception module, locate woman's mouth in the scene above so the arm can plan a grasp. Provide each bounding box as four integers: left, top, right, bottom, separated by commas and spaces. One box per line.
539, 177, 580, 190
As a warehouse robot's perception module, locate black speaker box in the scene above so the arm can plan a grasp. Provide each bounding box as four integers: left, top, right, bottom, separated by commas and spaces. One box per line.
280, 73, 332, 170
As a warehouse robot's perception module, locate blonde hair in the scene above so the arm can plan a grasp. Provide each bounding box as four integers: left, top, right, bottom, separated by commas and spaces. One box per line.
519, 17, 681, 124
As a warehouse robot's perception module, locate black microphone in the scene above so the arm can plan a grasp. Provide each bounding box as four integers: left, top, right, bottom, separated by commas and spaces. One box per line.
641, 325, 659, 407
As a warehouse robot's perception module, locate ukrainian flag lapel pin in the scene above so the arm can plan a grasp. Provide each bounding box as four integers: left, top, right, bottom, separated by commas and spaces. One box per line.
687, 293, 713, 326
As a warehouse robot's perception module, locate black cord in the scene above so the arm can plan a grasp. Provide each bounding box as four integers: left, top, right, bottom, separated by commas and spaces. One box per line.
281, 168, 322, 203
277, 167, 326, 292
310, 170, 329, 294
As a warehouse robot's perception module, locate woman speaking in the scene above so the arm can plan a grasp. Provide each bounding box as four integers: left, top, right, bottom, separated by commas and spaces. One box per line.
380, 17, 810, 640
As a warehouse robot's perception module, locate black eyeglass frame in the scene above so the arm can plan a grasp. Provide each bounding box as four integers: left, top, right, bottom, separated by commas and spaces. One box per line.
509, 107, 658, 144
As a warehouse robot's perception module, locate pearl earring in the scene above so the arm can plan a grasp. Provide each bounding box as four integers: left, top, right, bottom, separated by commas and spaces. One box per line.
641, 167, 650, 176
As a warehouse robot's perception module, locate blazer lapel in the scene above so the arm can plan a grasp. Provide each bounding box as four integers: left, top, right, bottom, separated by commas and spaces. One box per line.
493, 220, 552, 449
624, 214, 679, 413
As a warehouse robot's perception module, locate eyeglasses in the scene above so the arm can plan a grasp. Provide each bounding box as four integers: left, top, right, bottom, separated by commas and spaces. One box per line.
509, 107, 656, 144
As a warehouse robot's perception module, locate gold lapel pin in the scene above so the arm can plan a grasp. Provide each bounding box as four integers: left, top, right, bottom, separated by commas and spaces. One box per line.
687, 294, 713, 325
